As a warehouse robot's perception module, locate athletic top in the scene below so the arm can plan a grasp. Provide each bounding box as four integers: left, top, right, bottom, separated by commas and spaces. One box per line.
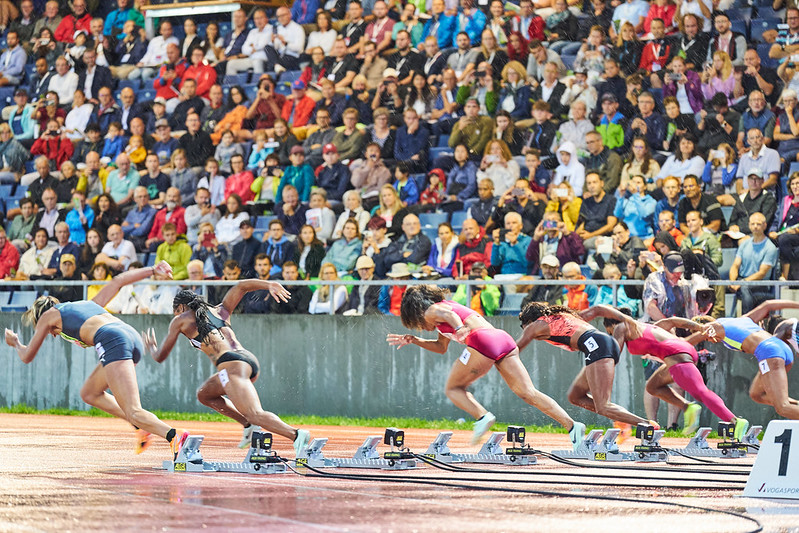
540, 313, 591, 349
189, 309, 231, 349
436, 300, 479, 341
716, 317, 762, 351
625, 324, 695, 361
55, 301, 105, 348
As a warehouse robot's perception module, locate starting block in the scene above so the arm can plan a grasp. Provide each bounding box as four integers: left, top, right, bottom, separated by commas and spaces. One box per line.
552, 428, 637, 461
715, 422, 750, 458
452, 429, 537, 465
742, 425, 763, 453
294, 438, 337, 468
423, 431, 460, 463
632, 424, 668, 462
162, 431, 288, 475
330, 430, 420, 470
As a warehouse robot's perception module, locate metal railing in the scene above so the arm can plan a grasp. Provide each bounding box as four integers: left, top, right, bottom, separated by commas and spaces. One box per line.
1, 278, 791, 314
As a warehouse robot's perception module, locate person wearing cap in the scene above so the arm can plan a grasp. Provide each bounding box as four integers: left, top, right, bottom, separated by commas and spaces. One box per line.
697, 92, 739, 154
522, 254, 563, 307
276, 145, 315, 203
0, 31, 26, 87
47, 252, 81, 302
315, 143, 351, 204
281, 80, 315, 130
302, 108, 336, 169
6, 88, 35, 144
641, 250, 690, 320
594, 92, 626, 152
727, 168, 777, 236
339, 255, 381, 315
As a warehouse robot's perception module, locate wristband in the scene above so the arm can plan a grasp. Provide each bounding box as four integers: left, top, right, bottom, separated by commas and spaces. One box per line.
454, 325, 466, 332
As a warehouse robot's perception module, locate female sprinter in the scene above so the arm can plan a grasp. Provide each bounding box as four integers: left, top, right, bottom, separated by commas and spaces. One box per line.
386, 286, 585, 449
142, 281, 311, 455
517, 302, 651, 428
582, 305, 749, 439
3, 261, 188, 457
692, 299, 799, 421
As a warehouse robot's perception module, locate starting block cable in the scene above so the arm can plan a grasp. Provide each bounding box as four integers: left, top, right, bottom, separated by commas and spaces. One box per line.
410, 452, 747, 486
279, 459, 761, 533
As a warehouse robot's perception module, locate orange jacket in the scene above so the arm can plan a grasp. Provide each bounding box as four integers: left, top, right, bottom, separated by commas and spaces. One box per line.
210, 105, 248, 144
280, 94, 315, 129
565, 278, 589, 311
182, 63, 217, 100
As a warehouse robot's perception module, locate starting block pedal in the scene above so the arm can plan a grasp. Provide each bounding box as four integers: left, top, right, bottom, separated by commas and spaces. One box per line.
208, 431, 288, 474
423, 431, 460, 463
452, 429, 537, 465
553, 428, 636, 461
162, 435, 213, 472
632, 424, 668, 462
295, 438, 336, 468
742, 425, 763, 453
330, 430, 420, 470
715, 422, 749, 458
677, 427, 727, 458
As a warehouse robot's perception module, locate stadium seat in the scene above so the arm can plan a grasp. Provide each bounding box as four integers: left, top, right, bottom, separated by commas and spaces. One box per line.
0, 86, 14, 106
719, 248, 737, 280
223, 73, 249, 86
450, 210, 468, 230
727, 7, 752, 23
782, 175, 790, 198
243, 84, 258, 102
218, 21, 231, 36
436, 134, 450, 147
279, 70, 302, 85
5, 198, 19, 210
580, 264, 593, 278
0, 184, 12, 199
146, 254, 156, 267
419, 212, 448, 228
139, 89, 156, 102
421, 226, 438, 241
255, 215, 276, 229
1, 305, 27, 312
9, 290, 37, 308
10, 184, 26, 199
275, 82, 291, 96
428, 146, 452, 162
253, 229, 266, 241
730, 19, 748, 40
118, 79, 140, 91
498, 293, 526, 315
750, 19, 780, 43
790, 162, 799, 177
24, 160, 35, 174
756, 6, 784, 19
757, 43, 778, 69
412, 173, 426, 191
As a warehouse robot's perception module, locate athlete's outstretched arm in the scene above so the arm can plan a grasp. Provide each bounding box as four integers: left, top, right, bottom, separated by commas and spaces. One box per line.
93, 261, 173, 307
387, 331, 451, 354
745, 299, 799, 323
221, 279, 291, 314
516, 321, 550, 351
144, 314, 191, 363
653, 317, 704, 333
4, 308, 60, 363
580, 304, 628, 323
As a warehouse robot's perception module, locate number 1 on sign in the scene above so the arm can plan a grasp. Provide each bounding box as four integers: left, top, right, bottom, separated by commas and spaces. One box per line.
775, 429, 792, 477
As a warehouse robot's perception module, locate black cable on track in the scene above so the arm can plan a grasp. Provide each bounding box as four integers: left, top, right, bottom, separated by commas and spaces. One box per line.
281, 460, 761, 533
409, 453, 747, 485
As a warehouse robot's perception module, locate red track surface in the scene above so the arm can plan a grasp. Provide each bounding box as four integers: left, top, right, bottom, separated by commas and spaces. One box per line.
0, 414, 797, 532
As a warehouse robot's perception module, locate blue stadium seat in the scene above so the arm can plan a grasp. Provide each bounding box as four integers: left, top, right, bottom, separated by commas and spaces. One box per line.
5, 198, 19, 210
255, 215, 276, 229
0, 86, 14, 105
719, 248, 737, 280
436, 134, 450, 147
24, 160, 35, 174
172, 26, 185, 41
218, 22, 231, 36
783, 175, 790, 198
0, 184, 12, 199
10, 184, 27, 199
428, 146, 452, 163
730, 19, 748, 41
756, 6, 784, 19
727, 7, 752, 22
253, 229, 266, 241
450, 210, 468, 230
279, 70, 302, 85
244, 84, 258, 102
757, 43, 778, 69
1, 306, 27, 312
750, 19, 780, 43
275, 82, 291, 96
412, 173, 426, 191
9, 290, 37, 308
421, 226, 438, 241
223, 73, 249, 86
580, 264, 593, 278
146, 254, 156, 267
118, 79, 140, 91
139, 88, 156, 101
419, 212, 448, 228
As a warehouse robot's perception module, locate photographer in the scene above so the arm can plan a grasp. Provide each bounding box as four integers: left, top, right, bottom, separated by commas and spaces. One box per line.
30, 118, 73, 169
487, 178, 544, 235
245, 76, 286, 133
697, 92, 739, 154
184, 187, 220, 246
370, 71, 403, 125
527, 211, 585, 275
33, 91, 65, 132
452, 262, 501, 316
662, 56, 703, 115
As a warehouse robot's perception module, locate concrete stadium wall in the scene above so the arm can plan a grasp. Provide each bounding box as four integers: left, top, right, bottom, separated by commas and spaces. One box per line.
0, 314, 794, 428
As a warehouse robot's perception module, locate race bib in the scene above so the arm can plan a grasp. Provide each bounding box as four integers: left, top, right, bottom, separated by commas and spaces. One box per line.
584, 336, 599, 353
758, 359, 770, 375
219, 368, 230, 387
459, 348, 471, 365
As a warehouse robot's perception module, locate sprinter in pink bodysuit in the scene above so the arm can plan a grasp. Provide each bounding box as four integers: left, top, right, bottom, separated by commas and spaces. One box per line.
582, 305, 750, 440
387, 285, 585, 449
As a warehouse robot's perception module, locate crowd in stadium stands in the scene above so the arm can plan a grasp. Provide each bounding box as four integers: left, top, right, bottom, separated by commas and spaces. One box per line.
0, 0, 797, 319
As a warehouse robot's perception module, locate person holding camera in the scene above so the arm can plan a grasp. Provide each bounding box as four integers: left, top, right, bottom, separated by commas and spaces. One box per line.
30, 118, 74, 169
697, 92, 739, 154
184, 187, 220, 247
452, 261, 501, 316
527, 211, 585, 275
662, 56, 703, 116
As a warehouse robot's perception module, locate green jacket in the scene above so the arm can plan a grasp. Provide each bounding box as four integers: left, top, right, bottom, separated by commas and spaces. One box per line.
449, 115, 495, 157
155, 240, 192, 280
452, 279, 501, 316
681, 229, 722, 267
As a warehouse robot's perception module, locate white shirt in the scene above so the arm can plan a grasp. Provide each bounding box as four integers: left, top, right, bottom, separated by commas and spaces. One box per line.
140, 35, 179, 67
101, 239, 137, 269
48, 70, 79, 105
64, 103, 94, 140
272, 21, 304, 57
83, 65, 95, 98
679, 0, 713, 32
242, 26, 273, 61
306, 29, 337, 55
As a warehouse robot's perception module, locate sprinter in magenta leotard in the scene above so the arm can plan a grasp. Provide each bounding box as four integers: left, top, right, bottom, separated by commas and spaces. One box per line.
387, 286, 586, 449
517, 302, 651, 429
583, 305, 750, 439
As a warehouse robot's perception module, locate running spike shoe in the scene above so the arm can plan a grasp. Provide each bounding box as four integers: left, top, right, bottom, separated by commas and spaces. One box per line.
682, 403, 702, 435
470, 412, 496, 445
569, 421, 586, 452
134, 429, 151, 455
294, 429, 311, 456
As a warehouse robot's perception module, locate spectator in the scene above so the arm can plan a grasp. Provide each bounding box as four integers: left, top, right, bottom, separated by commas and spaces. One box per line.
154, 222, 191, 280
167, 77, 206, 127
737, 91, 775, 153
309, 262, 348, 314
577, 25, 613, 80
296, 224, 325, 279
590, 263, 640, 314
350, 142, 392, 209
737, 128, 781, 191
333, 190, 371, 238
63, 90, 93, 142
477, 139, 520, 195
558, 100, 595, 153
105, 153, 139, 208
646, 210, 684, 251
77, 227, 104, 278
269, 261, 311, 314
771, 173, 799, 280
10, 1, 36, 53
680, 210, 722, 268
216, 193, 249, 247
621, 138, 660, 193
489, 178, 544, 235
465, 177, 497, 227
64, 191, 94, 245
208, 259, 243, 308
393, 162, 419, 207
490, 211, 532, 284
361, 214, 392, 261
421, 222, 457, 278
275, 184, 309, 236
521, 254, 563, 308
582, 130, 622, 193
452, 218, 493, 278
139, 153, 169, 208
215, 9, 249, 75
191, 221, 227, 277
545, 181, 581, 232
128, 20, 178, 82
95, 223, 135, 273
775, 89, 799, 164
31, 119, 74, 169
697, 92, 740, 154
378, 262, 412, 315
226, 9, 272, 77
594, 93, 626, 152
677, 175, 725, 234
608, 220, 646, 271
121, 186, 156, 250
49, 253, 81, 302
305, 189, 336, 244
152, 120, 178, 167
641, 250, 693, 321
55, 0, 91, 43
6, 197, 37, 252
332, 108, 366, 162
146, 187, 187, 251
263, 219, 298, 277
47, 56, 79, 107
376, 213, 431, 276
452, 261, 501, 315
0, 226, 20, 278
449, 98, 494, 161
92, 193, 122, 240
528, 210, 585, 274
323, 218, 363, 273
7, 89, 36, 145
527, 38, 566, 84
728, 168, 777, 236
552, 142, 585, 197
338, 255, 380, 315
700, 51, 734, 104
614, 175, 656, 238
0, 31, 26, 87
179, 112, 214, 169
11, 228, 56, 280
729, 212, 778, 313
656, 134, 705, 182
276, 146, 315, 203
0, 123, 31, 181
418, 168, 446, 212
184, 187, 221, 246
242, 254, 274, 314
230, 218, 262, 278
576, 171, 617, 249
224, 154, 255, 204
663, 56, 703, 116
561, 261, 591, 311
168, 149, 199, 203
315, 143, 351, 206
305, 11, 336, 55
109, 20, 147, 80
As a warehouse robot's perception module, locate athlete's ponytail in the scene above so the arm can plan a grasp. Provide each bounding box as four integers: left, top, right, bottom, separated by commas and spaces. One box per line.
400, 285, 447, 330
519, 302, 579, 328
22, 295, 59, 327
173, 290, 215, 343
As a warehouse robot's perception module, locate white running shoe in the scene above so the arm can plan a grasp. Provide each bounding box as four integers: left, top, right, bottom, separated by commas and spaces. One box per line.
569, 422, 586, 452
470, 412, 496, 445
239, 425, 261, 449
294, 429, 310, 456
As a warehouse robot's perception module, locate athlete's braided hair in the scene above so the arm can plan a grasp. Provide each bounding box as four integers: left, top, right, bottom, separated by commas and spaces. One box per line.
173, 289, 215, 344
519, 302, 580, 328
22, 295, 60, 327
400, 285, 447, 330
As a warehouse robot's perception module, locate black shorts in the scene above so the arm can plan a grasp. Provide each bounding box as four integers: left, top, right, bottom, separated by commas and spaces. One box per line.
94, 323, 143, 366
216, 349, 260, 380
643, 359, 662, 380
577, 330, 620, 366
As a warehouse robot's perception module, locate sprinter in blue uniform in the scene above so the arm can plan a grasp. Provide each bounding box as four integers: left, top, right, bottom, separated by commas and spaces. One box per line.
4, 261, 189, 457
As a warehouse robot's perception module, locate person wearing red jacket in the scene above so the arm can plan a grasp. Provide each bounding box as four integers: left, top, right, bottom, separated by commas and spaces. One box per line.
508, 0, 544, 42
182, 47, 217, 101
281, 80, 316, 129
30, 119, 74, 169
224, 154, 255, 203
639, 19, 673, 89
145, 187, 188, 251
54, 0, 91, 43
0, 227, 20, 278
153, 44, 188, 101
451, 218, 493, 278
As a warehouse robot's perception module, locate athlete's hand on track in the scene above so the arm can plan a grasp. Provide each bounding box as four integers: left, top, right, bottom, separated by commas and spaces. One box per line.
702, 323, 724, 343
153, 260, 174, 279
386, 333, 415, 348
4, 328, 20, 348
142, 327, 158, 357
268, 281, 291, 303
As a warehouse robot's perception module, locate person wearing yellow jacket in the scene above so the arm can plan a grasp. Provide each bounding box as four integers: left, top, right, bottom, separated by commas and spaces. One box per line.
154, 223, 191, 280
452, 262, 500, 316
